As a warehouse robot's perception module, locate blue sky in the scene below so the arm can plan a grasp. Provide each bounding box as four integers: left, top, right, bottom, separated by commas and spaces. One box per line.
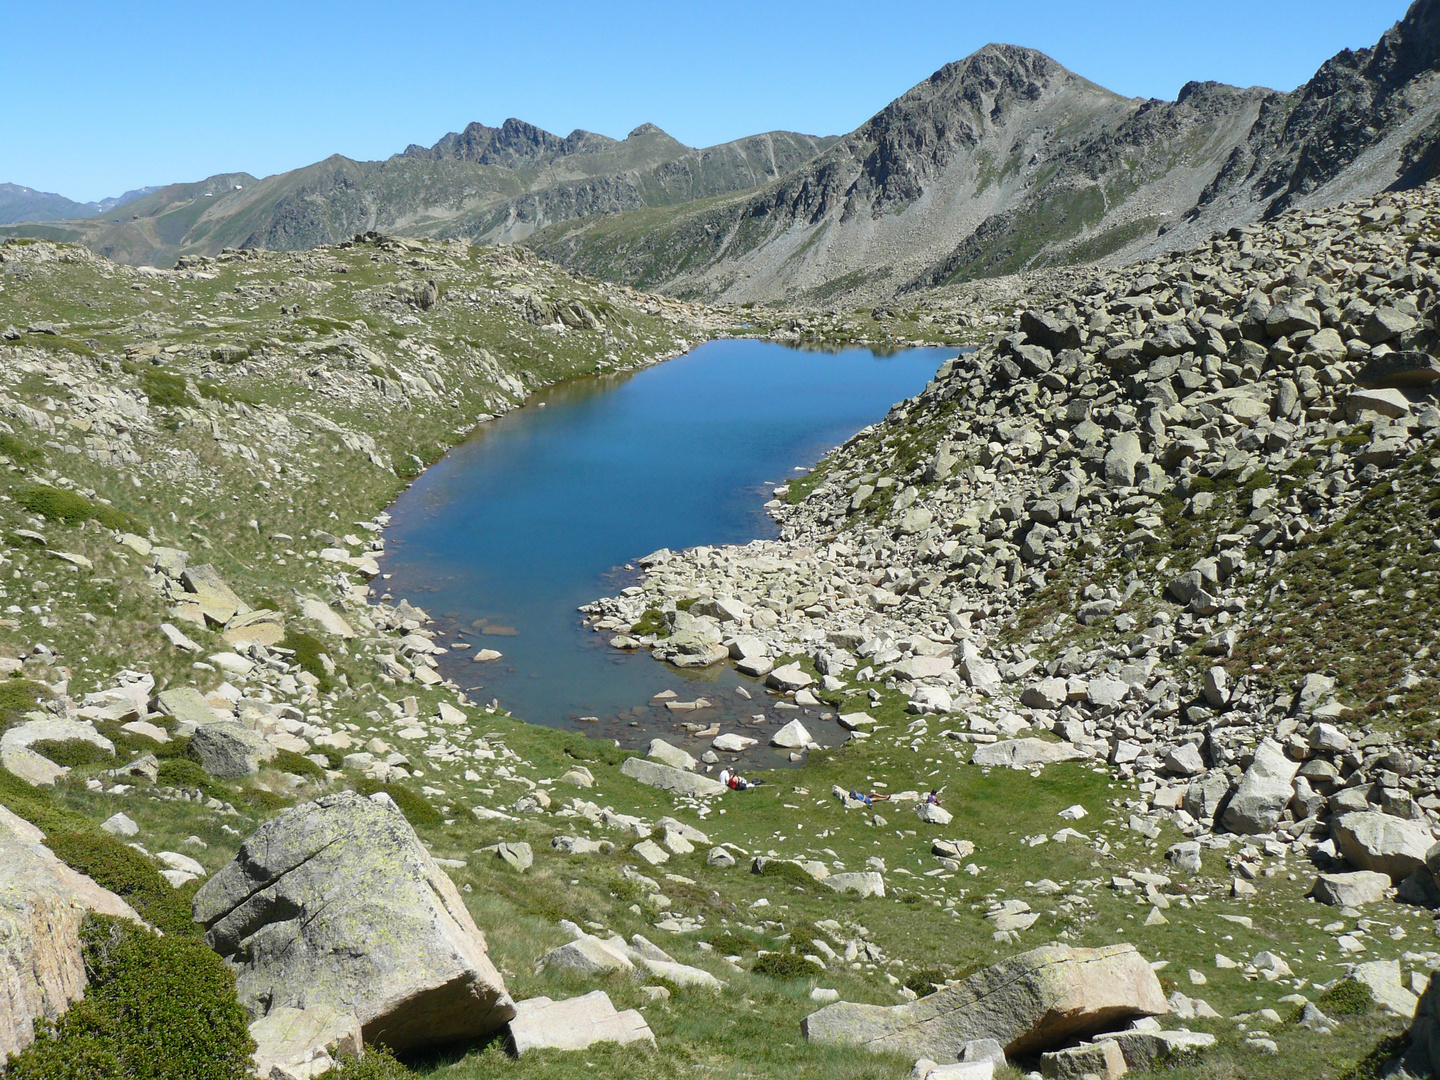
2, 1, 1410, 202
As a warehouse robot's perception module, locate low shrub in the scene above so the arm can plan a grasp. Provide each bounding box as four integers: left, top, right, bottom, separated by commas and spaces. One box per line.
329, 1046, 417, 1080
5, 914, 254, 1080
157, 756, 223, 795
271, 748, 324, 778
704, 931, 753, 955
140, 368, 192, 408
29, 738, 113, 768
280, 629, 333, 692
355, 779, 441, 826
13, 484, 139, 532
629, 608, 669, 637
1318, 978, 1375, 1017
903, 968, 950, 997
42, 831, 197, 936
0, 431, 43, 467
0, 677, 48, 732
752, 952, 823, 980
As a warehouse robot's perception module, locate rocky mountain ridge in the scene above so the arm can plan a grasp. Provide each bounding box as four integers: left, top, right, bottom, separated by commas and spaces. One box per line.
0, 122, 835, 269
532, 0, 1440, 305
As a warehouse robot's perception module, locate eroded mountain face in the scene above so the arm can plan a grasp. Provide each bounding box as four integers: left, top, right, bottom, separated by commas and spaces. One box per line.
531, 1, 1440, 305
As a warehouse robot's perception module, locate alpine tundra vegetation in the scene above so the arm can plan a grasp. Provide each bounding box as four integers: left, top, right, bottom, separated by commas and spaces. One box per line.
5, 3, 1440, 1080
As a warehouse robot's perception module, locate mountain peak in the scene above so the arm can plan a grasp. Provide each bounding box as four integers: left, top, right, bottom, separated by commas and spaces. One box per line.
627, 123, 666, 139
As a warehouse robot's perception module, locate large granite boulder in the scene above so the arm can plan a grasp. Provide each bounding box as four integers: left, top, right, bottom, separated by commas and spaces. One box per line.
0, 805, 142, 1061
1333, 811, 1436, 881
190, 720, 275, 778
620, 756, 726, 797
193, 791, 514, 1054
1221, 739, 1299, 834
971, 739, 1085, 770
508, 991, 654, 1054
801, 944, 1166, 1059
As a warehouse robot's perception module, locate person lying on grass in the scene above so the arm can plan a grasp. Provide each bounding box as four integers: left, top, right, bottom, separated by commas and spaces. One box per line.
719, 768, 764, 790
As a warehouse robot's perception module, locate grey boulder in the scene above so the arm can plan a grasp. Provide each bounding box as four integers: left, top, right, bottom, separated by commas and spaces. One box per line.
193, 791, 514, 1053
1221, 739, 1298, 835
802, 943, 1167, 1059
1333, 811, 1436, 881
621, 756, 726, 797
508, 990, 654, 1054
190, 720, 274, 779
971, 739, 1085, 770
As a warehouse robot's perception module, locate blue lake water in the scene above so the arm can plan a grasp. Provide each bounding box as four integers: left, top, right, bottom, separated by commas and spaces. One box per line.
378, 338, 954, 750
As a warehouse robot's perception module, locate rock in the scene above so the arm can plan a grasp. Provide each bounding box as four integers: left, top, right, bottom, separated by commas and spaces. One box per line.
1347, 386, 1413, 420
707, 846, 737, 868
190, 720, 275, 778
1333, 812, 1435, 881
632, 839, 670, 866
1094, 1027, 1216, 1069
646, 739, 697, 771
249, 1004, 363, 1080
154, 686, 223, 734
1311, 870, 1392, 907
958, 657, 1002, 696
539, 936, 634, 976
802, 943, 1167, 1059
193, 791, 514, 1052
508, 990, 654, 1054
1104, 432, 1144, 488
496, 842, 533, 872
300, 598, 356, 639
971, 739, 1085, 770
1021, 678, 1069, 710
1085, 676, 1129, 708
1040, 1038, 1126, 1079
771, 720, 813, 748
1349, 959, 1419, 1017
712, 733, 758, 752
824, 872, 885, 898
916, 801, 953, 826
620, 756, 727, 797
1162, 743, 1205, 777
767, 663, 814, 692
1202, 666, 1229, 709
101, 812, 139, 838
1221, 739, 1299, 834
638, 956, 725, 990
0, 805, 142, 1061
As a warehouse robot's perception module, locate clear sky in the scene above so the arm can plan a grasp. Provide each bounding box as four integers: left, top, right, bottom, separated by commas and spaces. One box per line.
2, 0, 1412, 203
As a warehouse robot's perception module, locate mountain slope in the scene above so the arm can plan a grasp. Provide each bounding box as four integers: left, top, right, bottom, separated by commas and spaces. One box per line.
529, 0, 1440, 304
0, 123, 834, 267
0, 183, 100, 224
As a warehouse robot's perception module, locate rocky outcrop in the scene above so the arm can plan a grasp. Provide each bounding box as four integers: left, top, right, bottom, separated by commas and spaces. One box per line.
620, 755, 727, 797
193, 791, 514, 1054
801, 944, 1167, 1059
0, 805, 142, 1061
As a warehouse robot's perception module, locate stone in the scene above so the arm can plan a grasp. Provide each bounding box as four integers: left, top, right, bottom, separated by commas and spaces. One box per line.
712, 733, 758, 752
646, 738, 697, 771
767, 663, 814, 692
193, 791, 514, 1052
971, 739, 1085, 770
496, 842, 533, 872
1021, 678, 1069, 710
1085, 676, 1129, 708
300, 598, 356, 639
1040, 1038, 1125, 1079
1104, 432, 1144, 488
632, 839, 670, 866
958, 657, 1002, 696
560, 766, 594, 788
190, 720, 275, 778
638, 956, 725, 990
101, 812, 138, 838
539, 935, 634, 976
1349, 959, 1419, 1017
1162, 743, 1205, 777
1311, 870, 1392, 907
620, 756, 727, 797
802, 943, 1167, 1059
771, 720, 813, 748
1333, 812, 1436, 881
0, 805, 142, 1061
824, 872, 885, 898
1094, 1027, 1216, 1069
916, 801, 953, 826
508, 990, 654, 1054
154, 686, 223, 733
249, 1004, 363, 1080
1221, 739, 1299, 834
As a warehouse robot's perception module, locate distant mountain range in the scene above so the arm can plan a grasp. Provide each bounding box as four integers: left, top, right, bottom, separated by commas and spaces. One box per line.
4, 0, 1437, 303
0, 183, 159, 224
0, 122, 834, 269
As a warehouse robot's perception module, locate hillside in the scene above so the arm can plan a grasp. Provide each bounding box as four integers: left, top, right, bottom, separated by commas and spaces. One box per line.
3, 182, 1440, 1080
530, 0, 1440, 305
0, 122, 835, 268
